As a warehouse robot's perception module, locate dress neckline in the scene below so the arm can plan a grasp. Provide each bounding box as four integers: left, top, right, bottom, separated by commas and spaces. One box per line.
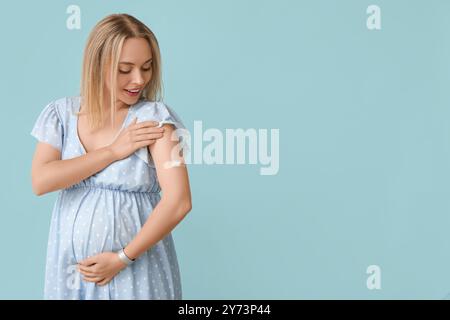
73, 96, 137, 155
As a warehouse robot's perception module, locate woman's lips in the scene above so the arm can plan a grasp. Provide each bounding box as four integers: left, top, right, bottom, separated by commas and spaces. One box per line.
124, 89, 140, 96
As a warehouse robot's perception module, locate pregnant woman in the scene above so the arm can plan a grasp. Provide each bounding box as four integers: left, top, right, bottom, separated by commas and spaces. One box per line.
30, 13, 192, 300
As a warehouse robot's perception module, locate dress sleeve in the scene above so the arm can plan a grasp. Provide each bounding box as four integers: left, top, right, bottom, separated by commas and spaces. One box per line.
134, 101, 189, 168
30, 101, 64, 152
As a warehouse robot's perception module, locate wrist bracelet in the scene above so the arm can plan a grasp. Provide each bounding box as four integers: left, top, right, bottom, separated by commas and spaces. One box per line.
117, 248, 136, 265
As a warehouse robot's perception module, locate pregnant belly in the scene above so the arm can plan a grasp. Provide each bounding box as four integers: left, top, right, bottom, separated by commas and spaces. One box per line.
62, 188, 156, 262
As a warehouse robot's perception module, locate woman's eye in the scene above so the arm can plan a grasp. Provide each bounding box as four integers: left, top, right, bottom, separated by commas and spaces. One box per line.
119, 66, 151, 74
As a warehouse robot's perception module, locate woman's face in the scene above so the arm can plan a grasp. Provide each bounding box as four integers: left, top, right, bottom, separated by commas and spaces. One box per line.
105, 37, 153, 108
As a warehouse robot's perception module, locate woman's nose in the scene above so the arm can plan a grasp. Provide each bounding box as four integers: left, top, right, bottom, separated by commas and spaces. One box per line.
131, 70, 145, 85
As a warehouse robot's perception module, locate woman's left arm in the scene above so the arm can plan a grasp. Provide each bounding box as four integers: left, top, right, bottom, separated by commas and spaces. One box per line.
77, 124, 192, 285
123, 123, 192, 260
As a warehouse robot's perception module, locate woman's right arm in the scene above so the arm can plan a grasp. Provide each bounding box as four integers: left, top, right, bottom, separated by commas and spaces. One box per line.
31, 119, 164, 196
31, 144, 116, 196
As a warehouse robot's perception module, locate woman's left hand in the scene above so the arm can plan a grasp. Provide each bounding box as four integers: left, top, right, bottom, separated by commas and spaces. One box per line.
77, 252, 128, 286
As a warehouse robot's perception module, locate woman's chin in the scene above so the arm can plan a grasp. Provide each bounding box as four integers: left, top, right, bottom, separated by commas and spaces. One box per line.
119, 94, 139, 106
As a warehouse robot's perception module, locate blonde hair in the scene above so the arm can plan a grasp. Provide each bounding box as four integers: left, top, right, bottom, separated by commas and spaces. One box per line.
77, 13, 164, 131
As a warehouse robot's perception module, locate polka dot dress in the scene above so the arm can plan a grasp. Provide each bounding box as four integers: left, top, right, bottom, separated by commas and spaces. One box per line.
30, 96, 188, 300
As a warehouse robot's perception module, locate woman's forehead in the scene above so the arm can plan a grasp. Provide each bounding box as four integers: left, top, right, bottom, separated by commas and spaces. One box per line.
120, 38, 152, 63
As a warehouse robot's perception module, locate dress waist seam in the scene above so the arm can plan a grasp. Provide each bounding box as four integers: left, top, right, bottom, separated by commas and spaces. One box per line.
64, 185, 160, 194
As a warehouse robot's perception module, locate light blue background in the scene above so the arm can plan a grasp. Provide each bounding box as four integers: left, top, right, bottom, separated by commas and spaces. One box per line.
2, 0, 450, 299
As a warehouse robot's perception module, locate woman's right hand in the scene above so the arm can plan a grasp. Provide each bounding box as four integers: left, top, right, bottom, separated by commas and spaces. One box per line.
108, 117, 165, 161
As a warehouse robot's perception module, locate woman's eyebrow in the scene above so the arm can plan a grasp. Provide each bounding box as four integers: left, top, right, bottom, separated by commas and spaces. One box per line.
119, 58, 152, 65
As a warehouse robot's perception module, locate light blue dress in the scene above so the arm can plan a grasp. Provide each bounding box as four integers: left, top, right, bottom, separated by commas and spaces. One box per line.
30, 95, 187, 300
